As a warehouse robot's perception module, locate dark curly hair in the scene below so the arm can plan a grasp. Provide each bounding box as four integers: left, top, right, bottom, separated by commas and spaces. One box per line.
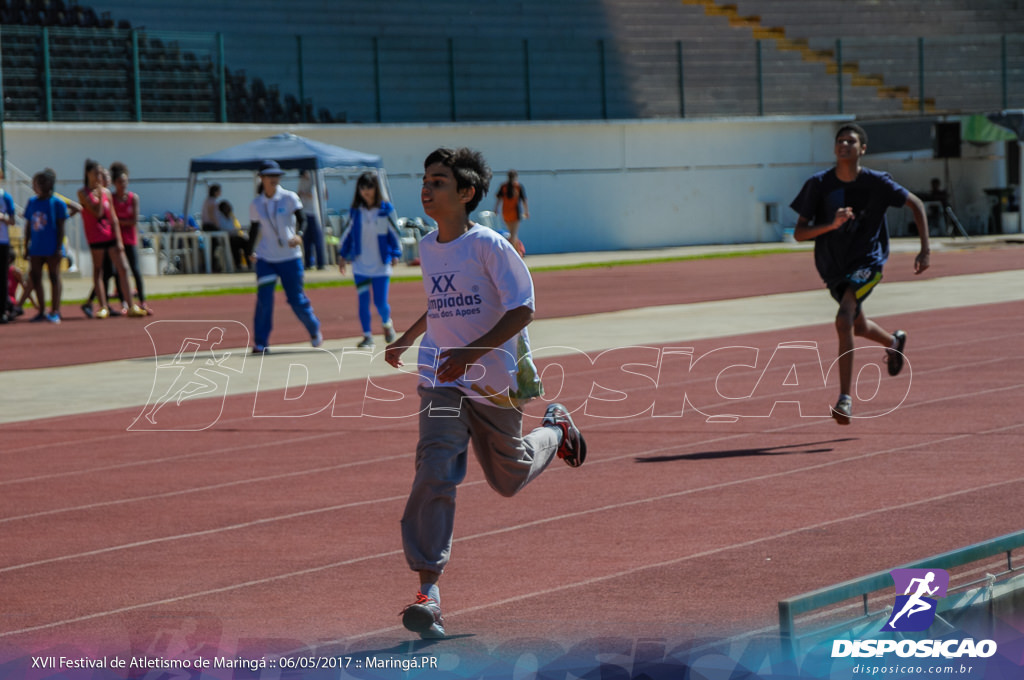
424, 147, 492, 212
34, 168, 57, 197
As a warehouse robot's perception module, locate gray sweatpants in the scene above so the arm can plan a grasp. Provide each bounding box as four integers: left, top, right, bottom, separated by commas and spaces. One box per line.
401, 385, 561, 574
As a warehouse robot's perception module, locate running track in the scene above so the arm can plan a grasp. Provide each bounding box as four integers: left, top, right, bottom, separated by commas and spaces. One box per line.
1, 244, 1023, 670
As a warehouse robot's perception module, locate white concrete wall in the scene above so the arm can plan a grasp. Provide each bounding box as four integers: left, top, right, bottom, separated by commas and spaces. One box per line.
2, 117, 1004, 256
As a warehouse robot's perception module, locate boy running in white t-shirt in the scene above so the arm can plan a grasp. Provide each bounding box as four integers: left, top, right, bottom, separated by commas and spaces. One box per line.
384, 147, 586, 639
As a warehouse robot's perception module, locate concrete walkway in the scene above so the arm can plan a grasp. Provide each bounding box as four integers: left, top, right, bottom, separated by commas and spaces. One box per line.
3, 236, 1021, 425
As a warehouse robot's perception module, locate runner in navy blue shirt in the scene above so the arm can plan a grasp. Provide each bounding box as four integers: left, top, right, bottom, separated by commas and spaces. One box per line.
791, 123, 930, 425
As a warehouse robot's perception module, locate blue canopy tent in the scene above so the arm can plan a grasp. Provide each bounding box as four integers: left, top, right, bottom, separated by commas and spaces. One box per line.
184, 133, 387, 237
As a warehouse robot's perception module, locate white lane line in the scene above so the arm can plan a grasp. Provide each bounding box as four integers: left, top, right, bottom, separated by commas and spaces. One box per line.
1, 414, 1020, 639
5, 470, 1018, 641
0, 353, 1014, 526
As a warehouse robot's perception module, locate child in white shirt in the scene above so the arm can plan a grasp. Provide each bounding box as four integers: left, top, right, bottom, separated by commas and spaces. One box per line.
337, 172, 402, 348
384, 147, 587, 640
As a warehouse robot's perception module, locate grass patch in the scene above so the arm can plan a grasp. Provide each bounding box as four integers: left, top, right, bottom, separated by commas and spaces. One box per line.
528, 246, 801, 272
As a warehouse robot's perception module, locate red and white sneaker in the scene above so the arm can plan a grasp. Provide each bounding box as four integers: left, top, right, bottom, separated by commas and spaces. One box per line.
401, 592, 445, 639
543, 402, 587, 467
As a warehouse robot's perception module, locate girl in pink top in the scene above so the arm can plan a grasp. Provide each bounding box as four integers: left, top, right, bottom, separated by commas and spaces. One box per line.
77, 158, 144, 318
111, 162, 151, 314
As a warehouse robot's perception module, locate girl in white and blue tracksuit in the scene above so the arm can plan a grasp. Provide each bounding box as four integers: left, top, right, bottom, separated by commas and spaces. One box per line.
338, 172, 402, 348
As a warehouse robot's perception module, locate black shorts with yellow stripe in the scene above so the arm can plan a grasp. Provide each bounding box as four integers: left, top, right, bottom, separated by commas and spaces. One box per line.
828, 266, 883, 306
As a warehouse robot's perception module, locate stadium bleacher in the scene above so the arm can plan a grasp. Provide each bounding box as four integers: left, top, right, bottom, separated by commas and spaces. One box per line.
0, 0, 1021, 123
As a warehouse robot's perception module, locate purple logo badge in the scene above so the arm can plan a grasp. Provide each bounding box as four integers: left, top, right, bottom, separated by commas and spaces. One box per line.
882, 568, 950, 632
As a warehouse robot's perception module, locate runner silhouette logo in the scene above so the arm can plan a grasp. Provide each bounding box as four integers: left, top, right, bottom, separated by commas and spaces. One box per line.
882, 568, 950, 632
130, 321, 249, 432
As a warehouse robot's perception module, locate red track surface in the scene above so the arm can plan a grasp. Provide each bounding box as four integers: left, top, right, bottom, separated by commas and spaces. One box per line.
1, 244, 1022, 665
2, 245, 1021, 371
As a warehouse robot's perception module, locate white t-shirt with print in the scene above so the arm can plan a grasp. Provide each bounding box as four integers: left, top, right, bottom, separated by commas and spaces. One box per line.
249, 187, 303, 263
417, 224, 543, 409
353, 205, 397, 278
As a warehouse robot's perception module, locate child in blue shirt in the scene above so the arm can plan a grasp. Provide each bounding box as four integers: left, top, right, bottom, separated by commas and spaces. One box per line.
791, 124, 930, 424
0, 169, 14, 323
24, 169, 69, 323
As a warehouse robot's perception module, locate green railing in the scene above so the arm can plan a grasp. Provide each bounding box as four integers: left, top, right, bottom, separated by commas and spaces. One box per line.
1, 25, 1022, 125
0, 25, 221, 123
778, 529, 1024, 659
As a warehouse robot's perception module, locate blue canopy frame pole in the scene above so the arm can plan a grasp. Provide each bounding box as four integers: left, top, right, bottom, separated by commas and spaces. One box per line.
184, 134, 387, 247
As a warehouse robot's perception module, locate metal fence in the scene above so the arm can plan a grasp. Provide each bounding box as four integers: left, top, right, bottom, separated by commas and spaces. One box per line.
2, 25, 1022, 125
779, 529, 1024, 660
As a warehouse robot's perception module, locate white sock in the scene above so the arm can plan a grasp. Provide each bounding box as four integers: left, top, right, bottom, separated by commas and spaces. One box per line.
421, 583, 440, 605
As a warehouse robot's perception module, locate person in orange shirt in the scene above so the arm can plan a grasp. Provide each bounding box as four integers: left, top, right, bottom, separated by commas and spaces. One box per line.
494, 169, 529, 253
